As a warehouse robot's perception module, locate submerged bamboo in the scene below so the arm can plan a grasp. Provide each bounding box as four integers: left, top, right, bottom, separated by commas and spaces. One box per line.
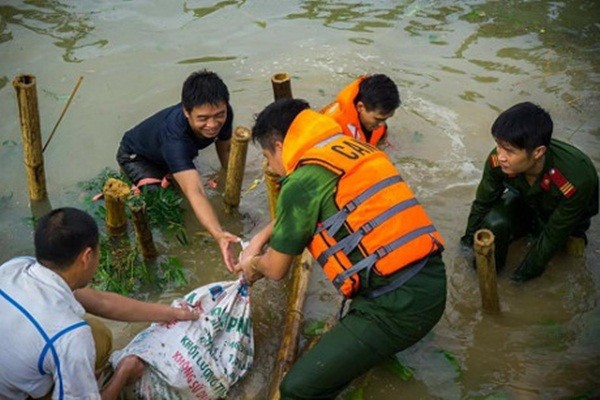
12, 74, 47, 200
129, 201, 158, 259
474, 229, 500, 314
103, 178, 130, 237
224, 126, 251, 207
267, 250, 313, 400
271, 73, 293, 101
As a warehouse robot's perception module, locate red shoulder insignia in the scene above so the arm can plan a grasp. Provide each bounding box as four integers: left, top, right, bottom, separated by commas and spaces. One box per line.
489, 154, 500, 168
548, 168, 576, 198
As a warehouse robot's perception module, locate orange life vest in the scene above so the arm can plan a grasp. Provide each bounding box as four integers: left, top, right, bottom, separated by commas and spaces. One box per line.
283, 110, 444, 298
320, 76, 387, 146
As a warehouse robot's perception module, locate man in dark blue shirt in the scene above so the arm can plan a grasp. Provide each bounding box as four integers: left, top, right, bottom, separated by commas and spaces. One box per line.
117, 70, 239, 269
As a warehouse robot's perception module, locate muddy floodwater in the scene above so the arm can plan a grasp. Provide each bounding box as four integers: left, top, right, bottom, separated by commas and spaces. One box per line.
0, 1, 599, 399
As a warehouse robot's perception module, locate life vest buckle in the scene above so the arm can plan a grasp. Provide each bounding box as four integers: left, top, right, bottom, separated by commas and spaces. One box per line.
360, 221, 375, 234
332, 274, 345, 289
344, 200, 359, 213
375, 247, 389, 259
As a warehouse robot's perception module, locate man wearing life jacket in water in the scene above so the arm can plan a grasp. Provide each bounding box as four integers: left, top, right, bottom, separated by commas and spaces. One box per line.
0, 207, 198, 400
321, 74, 400, 146
116, 70, 239, 270
234, 99, 446, 399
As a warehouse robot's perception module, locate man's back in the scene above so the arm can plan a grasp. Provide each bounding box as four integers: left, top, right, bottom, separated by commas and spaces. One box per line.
0, 258, 97, 399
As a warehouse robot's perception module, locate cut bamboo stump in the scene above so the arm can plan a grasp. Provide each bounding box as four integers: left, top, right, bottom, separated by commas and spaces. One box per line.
12, 74, 47, 200
129, 202, 158, 259
263, 159, 281, 220
224, 126, 251, 207
271, 73, 293, 101
267, 250, 313, 400
103, 178, 131, 237
474, 229, 500, 314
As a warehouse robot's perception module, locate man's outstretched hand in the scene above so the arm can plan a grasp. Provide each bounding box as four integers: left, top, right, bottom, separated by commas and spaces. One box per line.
216, 231, 241, 272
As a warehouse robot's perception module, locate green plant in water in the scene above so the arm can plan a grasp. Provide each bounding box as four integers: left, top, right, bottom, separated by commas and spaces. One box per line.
139, 186, 188, 245
438, 349, 462, 377
92, 235, 188, 297
341, 386, 365, 400
383, 356, 414, 381
80, 169, 190, 296
79, 168, 187, 243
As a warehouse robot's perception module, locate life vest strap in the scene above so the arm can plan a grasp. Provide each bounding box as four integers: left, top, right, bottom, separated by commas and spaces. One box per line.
317, 197, 420, 266
332, 225, 437, 290
364, 254, 429, 299
318, 175, 403, 237
364, 235, 444, 299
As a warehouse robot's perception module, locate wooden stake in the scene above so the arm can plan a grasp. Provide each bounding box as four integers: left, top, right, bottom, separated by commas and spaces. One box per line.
129, 201, 158, 259
474, 229, 500, 314
12, 74, 47, 200
224, 126, 251, 207
263, 159, 281, 220
103, 178, 131, 237
271, 73, 293, 101
267, 250, 313, 400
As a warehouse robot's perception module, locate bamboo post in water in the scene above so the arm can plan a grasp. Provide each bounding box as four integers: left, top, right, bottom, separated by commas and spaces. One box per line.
103, 178, 131, 237
12, 74, 47, 200
271, 73, 293, 101
267, 250, 313, 400
266, 72, 314, 398
224, 126, 252, 207
263, 159, 281, 220
473, 229, 500, 314
129, 201, 158, 259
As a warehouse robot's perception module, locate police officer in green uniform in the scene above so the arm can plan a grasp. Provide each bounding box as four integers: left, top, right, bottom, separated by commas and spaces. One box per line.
461, 102, 598, 281
235, 99, 446, 399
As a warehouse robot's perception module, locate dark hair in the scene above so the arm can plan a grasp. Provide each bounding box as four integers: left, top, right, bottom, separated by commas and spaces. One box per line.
181, 70, 230, 112
35, 207, 99, 270
355, 74, 401, 113
252, 98, 310, 152
491, 102, 553, 153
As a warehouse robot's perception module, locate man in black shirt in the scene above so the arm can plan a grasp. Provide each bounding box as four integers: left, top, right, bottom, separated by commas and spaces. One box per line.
117, 70, 239, 270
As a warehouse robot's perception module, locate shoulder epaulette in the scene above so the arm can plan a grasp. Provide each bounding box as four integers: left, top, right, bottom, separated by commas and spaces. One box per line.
548, 168, 577, 198
489, 154, 500, 168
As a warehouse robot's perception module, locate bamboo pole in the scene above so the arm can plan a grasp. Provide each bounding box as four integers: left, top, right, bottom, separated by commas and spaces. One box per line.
129, 201, 158, 259
473, 229, 500, 314
263, 159, 281, 220
271, 73, 293, 101
12, 74, 47, 200
43, 75, 83, 153
224, 126, 252, 207
267, 250, 313, 400
103, 178, 131, 237
265, 72, 314, 398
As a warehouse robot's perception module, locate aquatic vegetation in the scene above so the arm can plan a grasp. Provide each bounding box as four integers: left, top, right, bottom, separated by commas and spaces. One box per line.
92, 235, 188, 297
80, 169, 190, 296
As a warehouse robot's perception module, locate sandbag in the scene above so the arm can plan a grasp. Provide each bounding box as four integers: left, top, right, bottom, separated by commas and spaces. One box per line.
110, 278, 253, 399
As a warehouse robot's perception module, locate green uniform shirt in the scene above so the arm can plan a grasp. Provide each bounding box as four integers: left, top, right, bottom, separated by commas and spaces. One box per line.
270, 165, 355, 259
463, 139, 598, 273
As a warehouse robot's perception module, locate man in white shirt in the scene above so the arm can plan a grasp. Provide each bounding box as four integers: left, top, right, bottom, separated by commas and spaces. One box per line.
0, 207, 198, 400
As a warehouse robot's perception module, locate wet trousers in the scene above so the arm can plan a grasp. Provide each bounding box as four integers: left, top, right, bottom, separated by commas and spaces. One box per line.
279, 255, 446, 400
479, 191, 590, 270
116, 142, 168, 185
